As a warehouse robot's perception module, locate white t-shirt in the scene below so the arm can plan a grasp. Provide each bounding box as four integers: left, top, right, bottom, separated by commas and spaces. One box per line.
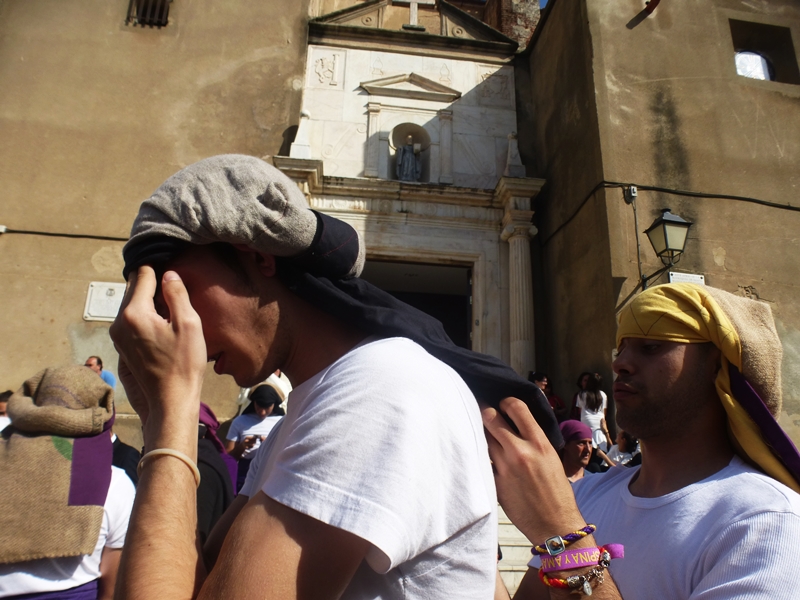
241, 337, 497, 599
572, 456, 800, 599
0, 466, 136, 597
0, 416, 10, 432
226, 414, 282, 459
605, 444, 634, 466
577, 390, 608, 450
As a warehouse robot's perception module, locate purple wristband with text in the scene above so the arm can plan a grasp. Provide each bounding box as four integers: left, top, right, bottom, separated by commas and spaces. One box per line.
534, 544, 625, 572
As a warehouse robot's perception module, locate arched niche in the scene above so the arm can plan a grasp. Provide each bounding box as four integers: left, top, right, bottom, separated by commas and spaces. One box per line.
390, 123, 431, 183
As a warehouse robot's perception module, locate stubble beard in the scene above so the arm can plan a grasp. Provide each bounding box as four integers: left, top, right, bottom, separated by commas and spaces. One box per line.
616, 351, 719, 442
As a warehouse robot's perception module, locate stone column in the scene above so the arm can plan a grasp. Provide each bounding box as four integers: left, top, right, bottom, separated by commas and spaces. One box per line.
438, 109, 453, 184
365, 103, 381, 178
495, 176, 545, 376
289, 110, 312, 159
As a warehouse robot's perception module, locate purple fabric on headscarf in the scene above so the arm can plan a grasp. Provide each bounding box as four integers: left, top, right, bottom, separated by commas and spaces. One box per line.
68, 412, 114, 507
199, 402, 238, 494
559, 420, 593, 444
729, 365, 800, 484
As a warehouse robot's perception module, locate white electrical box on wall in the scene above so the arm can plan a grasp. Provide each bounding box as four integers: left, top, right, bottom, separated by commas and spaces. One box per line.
83, 282, 126, 322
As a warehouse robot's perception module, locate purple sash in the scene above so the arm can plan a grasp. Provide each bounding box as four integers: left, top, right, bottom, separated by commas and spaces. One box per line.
729, 365, 800, 486
8, 579, 98, 600
68, 413, 115, 507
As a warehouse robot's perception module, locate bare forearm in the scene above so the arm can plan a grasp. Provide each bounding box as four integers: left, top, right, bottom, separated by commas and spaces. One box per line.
227, 441, 246, 460
596, 448, 615, 467
98, 548, 122, 600
494, 569, 511, 600
117, 408, 204, 600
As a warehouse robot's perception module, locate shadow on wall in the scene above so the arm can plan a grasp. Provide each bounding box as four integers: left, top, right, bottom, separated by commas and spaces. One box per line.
650, 85, 690, 192
279, 125, 299, 157
354, 66, 519, 189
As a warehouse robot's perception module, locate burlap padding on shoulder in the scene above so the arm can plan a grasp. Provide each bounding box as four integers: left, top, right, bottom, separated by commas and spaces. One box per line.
0, 435, 103, 563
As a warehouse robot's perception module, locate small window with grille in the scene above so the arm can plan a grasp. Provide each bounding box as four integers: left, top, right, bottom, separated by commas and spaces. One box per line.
127, 0, 170, 28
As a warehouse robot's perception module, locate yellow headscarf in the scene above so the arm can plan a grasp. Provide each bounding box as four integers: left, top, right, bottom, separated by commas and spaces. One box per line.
616, 283, 799, 493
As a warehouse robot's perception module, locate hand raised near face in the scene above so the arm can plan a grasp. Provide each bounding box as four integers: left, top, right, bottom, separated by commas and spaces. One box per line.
110, 267, 207, 428
482, 398, 586, 543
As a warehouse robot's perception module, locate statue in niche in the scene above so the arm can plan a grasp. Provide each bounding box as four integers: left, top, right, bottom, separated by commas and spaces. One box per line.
396, 135, 422, 182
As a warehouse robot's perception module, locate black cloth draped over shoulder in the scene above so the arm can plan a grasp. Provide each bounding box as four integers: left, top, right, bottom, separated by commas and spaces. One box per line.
278, 263, 563, 450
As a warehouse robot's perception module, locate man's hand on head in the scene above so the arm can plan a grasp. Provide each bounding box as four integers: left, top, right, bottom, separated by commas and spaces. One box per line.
110, 266, 207, 446
482, 397, 586, 543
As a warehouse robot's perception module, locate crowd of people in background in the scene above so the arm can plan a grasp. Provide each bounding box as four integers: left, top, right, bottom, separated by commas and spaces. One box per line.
530, 368, 639, 477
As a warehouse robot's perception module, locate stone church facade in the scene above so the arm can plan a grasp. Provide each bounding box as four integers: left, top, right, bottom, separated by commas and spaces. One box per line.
276, 0, 542, 376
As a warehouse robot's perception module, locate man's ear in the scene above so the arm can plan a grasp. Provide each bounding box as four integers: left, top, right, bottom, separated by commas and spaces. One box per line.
232, 244, 277, 278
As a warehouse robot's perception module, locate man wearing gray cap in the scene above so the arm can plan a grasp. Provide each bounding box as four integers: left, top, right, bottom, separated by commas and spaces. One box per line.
110, 155, 560, 600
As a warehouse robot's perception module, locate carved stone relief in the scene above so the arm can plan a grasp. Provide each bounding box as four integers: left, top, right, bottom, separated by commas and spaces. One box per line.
309, 49, 345, 89
476, 65, 514, 108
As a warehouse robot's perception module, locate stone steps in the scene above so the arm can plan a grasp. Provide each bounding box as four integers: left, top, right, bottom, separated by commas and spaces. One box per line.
497, 505, 531, 595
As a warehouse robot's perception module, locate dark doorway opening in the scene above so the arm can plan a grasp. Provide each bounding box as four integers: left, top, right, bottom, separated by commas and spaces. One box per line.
360, 261, 472, 349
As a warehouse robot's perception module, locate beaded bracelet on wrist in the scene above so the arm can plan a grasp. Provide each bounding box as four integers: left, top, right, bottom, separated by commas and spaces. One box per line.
531, 524, 597, 556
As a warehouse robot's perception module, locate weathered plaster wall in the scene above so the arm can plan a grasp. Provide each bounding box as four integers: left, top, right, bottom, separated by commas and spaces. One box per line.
587, 0, 800, 440
516, 0, 617, 399
0, 0, 310, 440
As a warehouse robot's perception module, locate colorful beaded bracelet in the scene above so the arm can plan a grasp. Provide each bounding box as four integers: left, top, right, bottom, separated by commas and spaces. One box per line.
531, 524, 597, 556
538, 545, 624, 596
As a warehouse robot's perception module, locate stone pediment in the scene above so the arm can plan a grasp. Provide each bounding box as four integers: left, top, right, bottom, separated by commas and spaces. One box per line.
316, 0, 389, 29
312, 0, 516, 46
360, 73, 461, 102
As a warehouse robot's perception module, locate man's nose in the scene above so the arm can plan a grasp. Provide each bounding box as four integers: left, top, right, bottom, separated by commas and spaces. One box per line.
613, 345, 634, 375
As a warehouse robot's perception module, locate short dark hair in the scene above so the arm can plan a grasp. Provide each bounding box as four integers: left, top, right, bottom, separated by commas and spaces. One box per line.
620, 430, 638, 449
87, 356, 103, 369
0, 390, 12, 403
528, 371, 548, 384
576, 371, 592, 388
208, 243, 257, 289
249, 385, 281, 408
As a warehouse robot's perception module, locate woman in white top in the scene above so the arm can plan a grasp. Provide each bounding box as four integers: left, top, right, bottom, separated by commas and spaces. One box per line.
225, 385, 284, 491
226, 385, 284, 459
597, 430, 639, 468
575, 372, 610, 452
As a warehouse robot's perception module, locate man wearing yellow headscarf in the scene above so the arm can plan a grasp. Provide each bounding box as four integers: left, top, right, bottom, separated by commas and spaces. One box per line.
484, 283, 800, 600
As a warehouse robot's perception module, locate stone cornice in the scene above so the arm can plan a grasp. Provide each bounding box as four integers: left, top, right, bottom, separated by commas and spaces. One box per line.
271, 156, 324, 198
272, 156, 507, 231
493, 176, 546, 211
308, 23, 516, 64
273, 155, 498, 207
322, 176, 495, 206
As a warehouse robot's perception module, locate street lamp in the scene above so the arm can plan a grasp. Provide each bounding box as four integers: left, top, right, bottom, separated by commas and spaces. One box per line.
641, 208, 693, 289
